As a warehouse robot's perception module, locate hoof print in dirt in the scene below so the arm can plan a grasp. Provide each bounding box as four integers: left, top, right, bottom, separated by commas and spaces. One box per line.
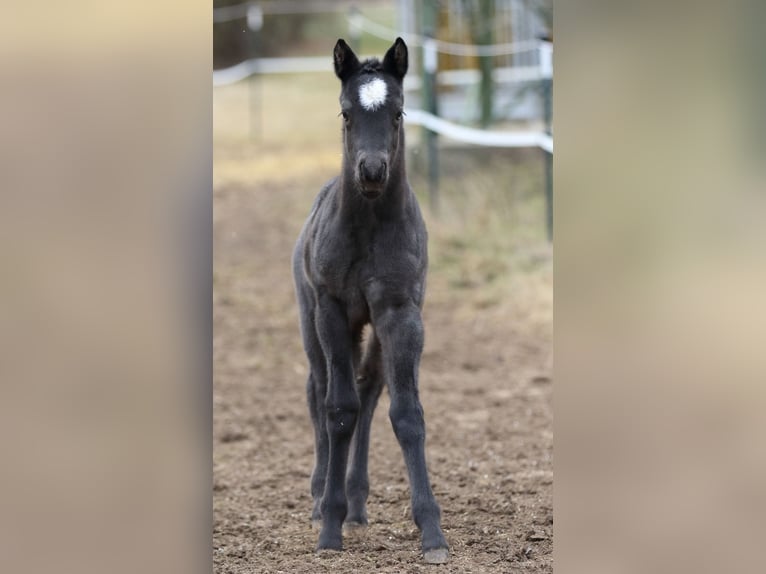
343, 521, 369, 534
316, 547, 343, 557
424, 548, 450, 564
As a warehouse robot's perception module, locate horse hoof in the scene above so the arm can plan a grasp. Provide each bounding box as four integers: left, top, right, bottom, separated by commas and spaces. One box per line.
424, 547, 449, 564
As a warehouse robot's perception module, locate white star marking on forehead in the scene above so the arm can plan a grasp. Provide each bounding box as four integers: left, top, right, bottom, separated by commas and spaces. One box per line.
358, 77, 387, 111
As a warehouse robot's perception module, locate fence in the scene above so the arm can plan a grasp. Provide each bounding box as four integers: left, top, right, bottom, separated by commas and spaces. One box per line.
213, 1, 553, 238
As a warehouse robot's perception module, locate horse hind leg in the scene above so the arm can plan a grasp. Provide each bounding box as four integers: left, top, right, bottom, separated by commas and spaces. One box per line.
345, 330, 383, 529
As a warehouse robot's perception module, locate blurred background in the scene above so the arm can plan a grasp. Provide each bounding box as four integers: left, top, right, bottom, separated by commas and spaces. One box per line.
212, 1, 553, 572
214, 0, 553, 237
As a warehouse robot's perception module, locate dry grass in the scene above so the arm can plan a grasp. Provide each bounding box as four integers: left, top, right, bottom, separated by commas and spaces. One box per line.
416, 148, 552, 331
214, 74, 552, 334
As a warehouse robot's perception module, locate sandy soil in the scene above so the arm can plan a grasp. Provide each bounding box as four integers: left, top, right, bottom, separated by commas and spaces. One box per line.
213, 159, 552, 572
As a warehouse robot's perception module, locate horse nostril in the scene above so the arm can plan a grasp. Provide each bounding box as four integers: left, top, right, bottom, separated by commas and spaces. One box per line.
360, 158, 387, 183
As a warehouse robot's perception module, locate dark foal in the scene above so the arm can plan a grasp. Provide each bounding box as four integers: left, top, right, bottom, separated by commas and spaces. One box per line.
291, 38, 449, 564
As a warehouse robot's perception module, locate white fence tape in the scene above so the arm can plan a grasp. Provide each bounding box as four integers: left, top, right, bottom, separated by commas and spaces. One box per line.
212, 69, 552, 152
404, 109, 552, 153
213, 56, 374, 85
214, 58, 543, 89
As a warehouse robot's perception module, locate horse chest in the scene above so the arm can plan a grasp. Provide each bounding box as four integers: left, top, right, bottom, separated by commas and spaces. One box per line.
312, 230, 403, 298
360, 231, 426, 310
310, 231, 364, 294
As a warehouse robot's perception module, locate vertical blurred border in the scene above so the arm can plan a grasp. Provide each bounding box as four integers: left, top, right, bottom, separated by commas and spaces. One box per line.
4, 0, 766, 572
0, 2, 211, 573
556, 0, 766, 573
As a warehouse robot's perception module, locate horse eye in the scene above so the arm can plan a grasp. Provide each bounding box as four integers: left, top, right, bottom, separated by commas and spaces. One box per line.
341, 111, 349, 121
395, 110, 403, 120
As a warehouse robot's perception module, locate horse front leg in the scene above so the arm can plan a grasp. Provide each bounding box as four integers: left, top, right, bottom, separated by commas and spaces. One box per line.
315, 294, 360, 551
345, 332, 383, 527
306, 369, 328, 528
375, 303, 449, 564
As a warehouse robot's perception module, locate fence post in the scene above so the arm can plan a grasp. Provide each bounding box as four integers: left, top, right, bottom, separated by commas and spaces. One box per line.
421, 0, 439, 214
247, 3, 263, 141
540, 38, 553, 242
477, 0, 494, 128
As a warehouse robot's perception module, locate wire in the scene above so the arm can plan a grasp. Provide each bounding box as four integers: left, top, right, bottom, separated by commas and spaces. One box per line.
214, 1, 356, 22
213, 3, 545, 56
350, 13, 541, 56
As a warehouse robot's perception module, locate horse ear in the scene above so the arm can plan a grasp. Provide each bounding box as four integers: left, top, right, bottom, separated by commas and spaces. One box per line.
333, 39, 360, 81
383, 37, 408, 79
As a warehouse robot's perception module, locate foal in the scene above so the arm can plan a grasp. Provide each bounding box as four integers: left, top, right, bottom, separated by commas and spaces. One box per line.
291, 38, 449, 564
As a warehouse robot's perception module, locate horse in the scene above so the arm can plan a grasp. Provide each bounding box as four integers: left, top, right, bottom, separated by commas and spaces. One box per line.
291, 37, 449, 564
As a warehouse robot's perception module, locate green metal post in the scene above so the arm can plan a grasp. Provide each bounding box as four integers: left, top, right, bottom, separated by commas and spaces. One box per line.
421, 0, 439, 214
540, 39, 553, 242
543, 76, 553, 242
477, 0, 494, 128
247, 3, 263, 141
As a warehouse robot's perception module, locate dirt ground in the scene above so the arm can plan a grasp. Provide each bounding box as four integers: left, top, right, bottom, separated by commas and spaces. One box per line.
213, 77, 552, 573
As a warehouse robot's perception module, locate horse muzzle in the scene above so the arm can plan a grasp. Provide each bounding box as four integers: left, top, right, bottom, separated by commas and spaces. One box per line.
357, 156, 388, 198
